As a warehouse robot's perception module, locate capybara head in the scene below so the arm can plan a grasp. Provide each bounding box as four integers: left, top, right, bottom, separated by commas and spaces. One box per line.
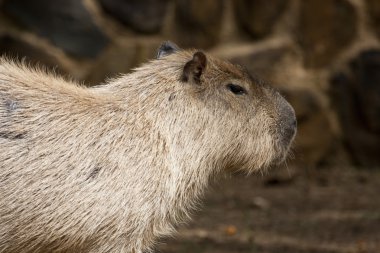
118, 41, 296, 173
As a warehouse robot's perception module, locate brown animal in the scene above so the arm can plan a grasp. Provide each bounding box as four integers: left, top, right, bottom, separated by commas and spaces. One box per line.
0, 42, 296, 253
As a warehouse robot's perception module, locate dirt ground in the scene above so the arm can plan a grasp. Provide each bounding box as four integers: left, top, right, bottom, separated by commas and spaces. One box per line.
158, 166, 380, 253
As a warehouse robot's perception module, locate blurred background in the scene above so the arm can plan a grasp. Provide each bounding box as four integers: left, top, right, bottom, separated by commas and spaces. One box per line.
0, 0, 379, 252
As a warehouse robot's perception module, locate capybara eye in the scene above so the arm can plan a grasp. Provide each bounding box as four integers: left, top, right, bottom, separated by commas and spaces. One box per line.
226, 84, 247, 95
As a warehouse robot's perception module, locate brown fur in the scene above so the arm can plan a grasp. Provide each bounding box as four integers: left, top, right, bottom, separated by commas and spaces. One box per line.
0, 44, 296, 253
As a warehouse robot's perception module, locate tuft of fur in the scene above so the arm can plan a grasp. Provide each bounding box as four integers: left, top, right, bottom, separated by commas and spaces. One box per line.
0, 48, 295, 253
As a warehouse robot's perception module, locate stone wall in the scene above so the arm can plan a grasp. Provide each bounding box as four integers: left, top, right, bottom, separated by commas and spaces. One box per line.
0, 0, 379, 167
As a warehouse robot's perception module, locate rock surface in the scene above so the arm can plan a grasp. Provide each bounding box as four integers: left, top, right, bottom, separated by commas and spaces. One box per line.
98, 0, 169, 34
172, 0, 224, 48
366, 0, 380, 39
234, 0, 288, 38
0, 35, 66, 73
330, 49, 380, 166
296, 0, 357, 68
2, 0, 108, 58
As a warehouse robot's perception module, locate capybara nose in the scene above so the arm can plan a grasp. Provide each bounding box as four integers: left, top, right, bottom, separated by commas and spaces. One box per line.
283, 116, 297, 145
277, 96, 297, 146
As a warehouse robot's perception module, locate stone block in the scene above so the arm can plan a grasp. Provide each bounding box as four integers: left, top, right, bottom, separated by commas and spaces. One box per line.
171, 0, 224, 48
330, 49, 380, 166
0, 35, 67, 74
2, 0, 108, 58
366, 0, 380, 39
234, 0, 288, 38
296, 0, 357, 68
98, 0, 169, 34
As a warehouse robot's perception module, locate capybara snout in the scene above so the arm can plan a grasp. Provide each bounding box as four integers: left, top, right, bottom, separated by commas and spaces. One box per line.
272, 91, 297, 149
278, 97, 297, 147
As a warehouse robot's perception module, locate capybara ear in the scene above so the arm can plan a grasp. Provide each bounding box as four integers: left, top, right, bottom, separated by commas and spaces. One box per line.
157, 41, 180, 59
181, 51, 207, 85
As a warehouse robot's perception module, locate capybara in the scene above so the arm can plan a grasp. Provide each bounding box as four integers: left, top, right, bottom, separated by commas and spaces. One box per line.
0, 42, 296, 253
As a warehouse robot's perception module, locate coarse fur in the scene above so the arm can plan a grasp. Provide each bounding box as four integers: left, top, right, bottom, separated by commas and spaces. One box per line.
0, 43, 296, 253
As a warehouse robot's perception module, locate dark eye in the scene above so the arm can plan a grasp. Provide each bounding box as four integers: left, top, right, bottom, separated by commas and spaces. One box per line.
226, 84, 247, 95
